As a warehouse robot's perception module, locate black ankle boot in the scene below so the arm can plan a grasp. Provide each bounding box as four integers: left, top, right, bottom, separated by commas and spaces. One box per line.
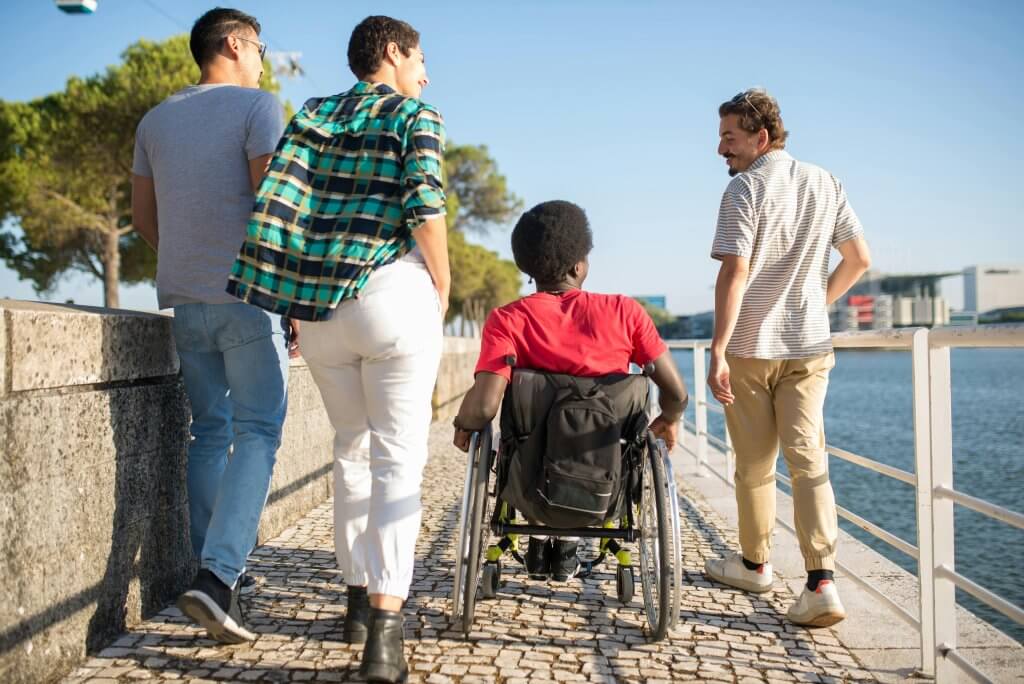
342, 585, 370, 644
359, 607, 408, 683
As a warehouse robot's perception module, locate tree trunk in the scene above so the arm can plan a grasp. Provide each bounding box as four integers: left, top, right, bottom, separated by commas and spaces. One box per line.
103, 225, 120, 309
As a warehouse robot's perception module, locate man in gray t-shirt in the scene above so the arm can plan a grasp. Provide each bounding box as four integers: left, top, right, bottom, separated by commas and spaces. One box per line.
131, 7, 290, 644
703, 89, 872, 628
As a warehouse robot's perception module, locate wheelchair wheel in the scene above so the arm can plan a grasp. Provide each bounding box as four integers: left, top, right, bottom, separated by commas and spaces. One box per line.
459, 426, 493, 637
661, 437, 684, 629
637, 432, 682, 641
480, 561, 501, 599
616, 565, 635, 604
451, 427, 492, 626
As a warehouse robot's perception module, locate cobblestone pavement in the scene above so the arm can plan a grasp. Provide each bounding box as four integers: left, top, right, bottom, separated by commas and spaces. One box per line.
65, 425, 875, 683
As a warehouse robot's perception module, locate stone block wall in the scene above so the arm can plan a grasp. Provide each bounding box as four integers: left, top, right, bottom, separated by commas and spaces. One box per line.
0, 301, 479, 683
432, 336, 480, 420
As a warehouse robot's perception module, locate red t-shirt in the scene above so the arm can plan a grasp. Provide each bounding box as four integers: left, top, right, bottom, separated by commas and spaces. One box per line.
474, 290, 668, 381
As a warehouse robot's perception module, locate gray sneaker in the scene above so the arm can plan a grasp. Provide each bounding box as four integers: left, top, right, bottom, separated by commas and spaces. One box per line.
787, 580, 846, 627
704, 551, 774, 593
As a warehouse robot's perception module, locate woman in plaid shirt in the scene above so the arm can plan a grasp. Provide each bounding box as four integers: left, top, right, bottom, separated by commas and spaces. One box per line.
227, 16, 450, 683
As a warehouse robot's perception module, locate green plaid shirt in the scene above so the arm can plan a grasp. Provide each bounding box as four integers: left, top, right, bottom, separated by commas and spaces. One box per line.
226, 81, 446, 320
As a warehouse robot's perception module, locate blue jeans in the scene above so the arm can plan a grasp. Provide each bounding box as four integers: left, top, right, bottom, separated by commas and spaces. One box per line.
172, 302, 289, 588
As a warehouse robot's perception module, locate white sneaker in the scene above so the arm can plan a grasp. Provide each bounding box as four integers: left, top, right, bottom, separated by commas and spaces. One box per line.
786, 579, 847, 627
704, 551, 774, 593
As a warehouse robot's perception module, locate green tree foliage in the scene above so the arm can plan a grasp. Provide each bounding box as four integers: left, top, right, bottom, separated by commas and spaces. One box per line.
635, 298, 678, 337
0, 34, 283, 308
446, 229, 521, 330
443, 143, 523, 326
444, 143, 522, 234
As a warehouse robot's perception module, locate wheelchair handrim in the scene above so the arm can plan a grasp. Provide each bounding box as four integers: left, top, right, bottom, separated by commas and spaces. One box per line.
451, 431, 481, 621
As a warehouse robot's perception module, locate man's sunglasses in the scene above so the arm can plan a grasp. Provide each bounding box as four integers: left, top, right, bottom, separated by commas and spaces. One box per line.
730, 91, 763, 120
233, 35, 267, 59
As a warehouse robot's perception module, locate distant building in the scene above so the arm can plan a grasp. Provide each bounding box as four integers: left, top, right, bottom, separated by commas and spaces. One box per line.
950, 311, 979, 326
830, 269, 956, 330
964, 265, 1024, 316
670, 311, 714, 339
634, 295, 667, 310
979, 306, 1024, 324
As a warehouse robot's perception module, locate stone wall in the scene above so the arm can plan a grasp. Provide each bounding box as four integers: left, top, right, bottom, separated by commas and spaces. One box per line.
432, 336, 480, 421
0, 301, 479, 683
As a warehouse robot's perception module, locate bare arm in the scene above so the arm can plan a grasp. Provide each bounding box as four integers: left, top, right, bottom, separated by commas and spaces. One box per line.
827, 236, 872, 305
647, 350, 689, 450
131, 174, 159, 251
710, 256, 749, 358
248, 153, 273, 193
453, 371, 508, 451
650, 352, 688, 422
414, 215, 451, 316
708, 255, 750, 406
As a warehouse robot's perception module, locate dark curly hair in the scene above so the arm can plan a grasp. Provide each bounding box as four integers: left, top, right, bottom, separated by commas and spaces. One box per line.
719, 88, 789, 150
511, 201, 593, 284
347, 16, 420, 80
190, 7, 261, 67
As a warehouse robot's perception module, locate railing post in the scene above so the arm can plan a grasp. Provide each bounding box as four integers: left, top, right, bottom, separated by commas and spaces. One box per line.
928, 340, 957, 682
911, 329, 936, 679
693, 345, 709, 477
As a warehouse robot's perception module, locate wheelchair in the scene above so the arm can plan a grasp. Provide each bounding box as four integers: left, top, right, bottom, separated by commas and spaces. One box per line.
450, 369, 683, 641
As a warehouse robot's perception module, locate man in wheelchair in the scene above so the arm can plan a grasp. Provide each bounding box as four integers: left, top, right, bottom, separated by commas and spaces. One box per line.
452, 200, 688, 581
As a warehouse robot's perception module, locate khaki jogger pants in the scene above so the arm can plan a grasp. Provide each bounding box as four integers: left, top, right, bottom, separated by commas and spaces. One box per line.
724, 352, 838, 571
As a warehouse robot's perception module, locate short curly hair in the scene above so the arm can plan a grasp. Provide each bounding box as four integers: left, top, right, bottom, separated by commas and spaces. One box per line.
511, 201, 593, 284
719, 88, 789, 150
347, 16, 420, 80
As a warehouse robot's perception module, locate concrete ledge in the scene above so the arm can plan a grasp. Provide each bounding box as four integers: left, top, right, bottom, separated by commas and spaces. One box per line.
1, 301, 178, 394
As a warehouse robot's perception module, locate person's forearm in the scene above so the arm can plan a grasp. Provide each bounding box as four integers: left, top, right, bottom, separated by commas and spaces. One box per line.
414, 215, 450, 296
827, 259, 869, 306
454, 383, 501, 430
711, 262, 748, 357
131, 175, 159, 252
658, 392, 686, 423
135, 222, 158, 251
455, 397, 495, 431
650, 353, 688, 422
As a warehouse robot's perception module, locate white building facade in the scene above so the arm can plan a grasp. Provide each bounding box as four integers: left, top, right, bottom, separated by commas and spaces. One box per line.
963, 265, 1024, 314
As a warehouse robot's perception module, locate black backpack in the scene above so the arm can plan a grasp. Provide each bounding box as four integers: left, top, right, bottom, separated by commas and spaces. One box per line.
534, 380, 622, 526
498, 371, 649, 529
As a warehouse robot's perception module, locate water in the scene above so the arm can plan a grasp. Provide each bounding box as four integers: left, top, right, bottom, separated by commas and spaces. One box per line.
672, 347, 1024, 642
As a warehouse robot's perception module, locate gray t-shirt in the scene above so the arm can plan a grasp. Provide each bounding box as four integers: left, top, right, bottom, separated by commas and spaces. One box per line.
133, 84, 285, 309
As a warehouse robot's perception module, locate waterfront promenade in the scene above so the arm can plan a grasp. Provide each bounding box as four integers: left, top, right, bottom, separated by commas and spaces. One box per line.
62, 423, 872, 683
3, 303, 1019, 682
60, 421, 1021, 684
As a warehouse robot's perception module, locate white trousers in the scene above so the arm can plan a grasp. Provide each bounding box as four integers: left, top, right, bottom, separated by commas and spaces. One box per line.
300, 257, 442, 598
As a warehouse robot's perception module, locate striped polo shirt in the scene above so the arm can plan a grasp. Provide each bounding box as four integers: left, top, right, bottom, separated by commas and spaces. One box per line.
711, 150, 864, 359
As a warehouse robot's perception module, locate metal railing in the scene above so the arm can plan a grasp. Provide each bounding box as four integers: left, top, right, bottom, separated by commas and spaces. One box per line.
667, 324, 1024, 683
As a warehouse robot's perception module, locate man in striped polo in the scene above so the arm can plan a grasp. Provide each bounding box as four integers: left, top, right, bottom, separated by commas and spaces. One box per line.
703, 88, 872, 627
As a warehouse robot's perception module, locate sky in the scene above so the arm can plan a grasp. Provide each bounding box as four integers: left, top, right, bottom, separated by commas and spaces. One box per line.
1, 0, 1023, 314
